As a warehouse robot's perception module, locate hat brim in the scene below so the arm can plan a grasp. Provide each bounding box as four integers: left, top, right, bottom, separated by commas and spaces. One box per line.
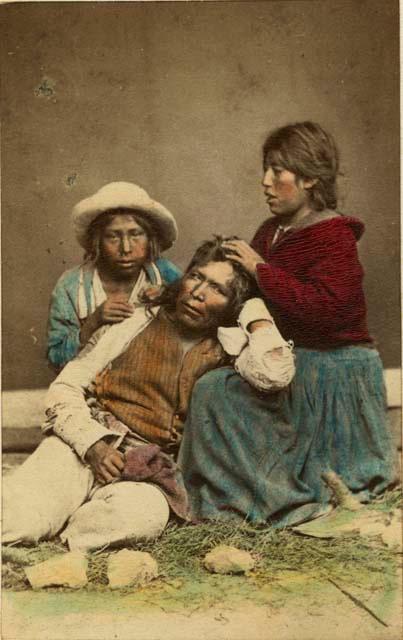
72, 183, 178, 252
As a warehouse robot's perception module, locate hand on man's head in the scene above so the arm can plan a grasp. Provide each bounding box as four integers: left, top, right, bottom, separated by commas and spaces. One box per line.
222, 239, 262, 277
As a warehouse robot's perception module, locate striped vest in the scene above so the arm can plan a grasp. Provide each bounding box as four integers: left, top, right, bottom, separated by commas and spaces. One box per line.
95, 311, 226, 448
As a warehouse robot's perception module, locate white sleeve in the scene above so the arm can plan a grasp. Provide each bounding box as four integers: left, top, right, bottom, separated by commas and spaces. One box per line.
234, 298, 295, 392
43, 307, 156, 461
43, 356, 118, 462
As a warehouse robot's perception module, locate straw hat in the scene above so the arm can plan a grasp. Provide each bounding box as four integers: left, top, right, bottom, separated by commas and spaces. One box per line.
72, 182, 178, 251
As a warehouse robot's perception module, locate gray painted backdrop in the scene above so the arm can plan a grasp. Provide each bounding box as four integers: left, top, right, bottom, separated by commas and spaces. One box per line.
1, 1, 400, 389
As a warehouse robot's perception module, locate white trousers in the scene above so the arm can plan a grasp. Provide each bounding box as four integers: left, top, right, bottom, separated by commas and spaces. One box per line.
3, 436, 170, 552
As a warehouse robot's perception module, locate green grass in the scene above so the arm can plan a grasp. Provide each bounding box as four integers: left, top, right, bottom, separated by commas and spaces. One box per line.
3, 486, 401, 595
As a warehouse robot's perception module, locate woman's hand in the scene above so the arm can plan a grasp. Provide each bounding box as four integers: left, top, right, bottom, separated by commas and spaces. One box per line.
85, 440, 125, 485
222, 240, 263, 277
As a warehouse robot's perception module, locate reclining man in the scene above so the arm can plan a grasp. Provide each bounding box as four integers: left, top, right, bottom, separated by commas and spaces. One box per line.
3, 237, 295, 552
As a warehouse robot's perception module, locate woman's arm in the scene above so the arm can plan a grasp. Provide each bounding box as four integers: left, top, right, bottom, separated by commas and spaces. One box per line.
254, 227, 363, 329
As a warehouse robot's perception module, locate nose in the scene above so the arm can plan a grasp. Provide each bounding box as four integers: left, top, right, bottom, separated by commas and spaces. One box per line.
120, 235, 131, 255
262, 168, 273, 188
191, 282, 206, 301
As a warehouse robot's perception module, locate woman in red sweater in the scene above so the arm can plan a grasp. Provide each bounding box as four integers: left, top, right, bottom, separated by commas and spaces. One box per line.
222, 121, 397, 502
180, 122, 397, 526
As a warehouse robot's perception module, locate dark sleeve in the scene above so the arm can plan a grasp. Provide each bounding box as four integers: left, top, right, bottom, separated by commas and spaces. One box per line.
255, 226, 364, 330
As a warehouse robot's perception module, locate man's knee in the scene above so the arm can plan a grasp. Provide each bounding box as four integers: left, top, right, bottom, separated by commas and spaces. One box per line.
3, 436, 93, 544
63, 481, 170, 552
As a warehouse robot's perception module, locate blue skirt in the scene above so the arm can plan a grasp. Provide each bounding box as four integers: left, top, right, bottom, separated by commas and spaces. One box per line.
179, 347, 397, 526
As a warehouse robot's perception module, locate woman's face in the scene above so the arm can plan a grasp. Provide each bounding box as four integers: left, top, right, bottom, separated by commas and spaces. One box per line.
99, 213, 149, 277
262, 165, 312, 220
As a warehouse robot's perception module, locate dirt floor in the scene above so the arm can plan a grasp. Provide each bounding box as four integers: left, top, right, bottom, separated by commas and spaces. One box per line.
3, 571, 402, 640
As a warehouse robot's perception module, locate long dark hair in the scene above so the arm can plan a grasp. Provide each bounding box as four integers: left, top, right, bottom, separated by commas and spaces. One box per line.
263, 121, 339, 211
145, 236, 259, 327
83, 208, 161, 263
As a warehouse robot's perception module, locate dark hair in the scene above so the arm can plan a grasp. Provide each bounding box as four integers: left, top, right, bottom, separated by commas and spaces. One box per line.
84, 208, 161, 262
262, 121, 339, 211
146, 236, 258, 327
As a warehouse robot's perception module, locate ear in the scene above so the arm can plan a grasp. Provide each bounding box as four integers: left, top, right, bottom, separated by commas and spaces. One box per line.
302, 177, 318, 190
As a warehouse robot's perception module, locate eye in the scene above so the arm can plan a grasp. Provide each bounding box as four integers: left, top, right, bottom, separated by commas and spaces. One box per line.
104, 232, 119, 241
188, 270, 202, 280
210, 282, 227, 296
129, 230, 145, 238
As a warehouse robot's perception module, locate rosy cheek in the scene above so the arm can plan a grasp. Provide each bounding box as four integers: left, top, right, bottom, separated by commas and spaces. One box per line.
274, 179, 296, 198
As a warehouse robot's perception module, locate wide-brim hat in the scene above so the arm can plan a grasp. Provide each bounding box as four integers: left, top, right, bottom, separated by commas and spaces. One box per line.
72, 182, 178, 251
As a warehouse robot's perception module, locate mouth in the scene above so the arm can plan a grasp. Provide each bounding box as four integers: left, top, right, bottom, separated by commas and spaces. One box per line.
266, 197, 278, 207
181, 301, 203, 318
117, 260, 136, 266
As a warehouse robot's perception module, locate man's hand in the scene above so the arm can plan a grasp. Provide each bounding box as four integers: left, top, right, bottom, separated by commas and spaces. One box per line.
85, 440, 125, 485
222, 239, 263, 277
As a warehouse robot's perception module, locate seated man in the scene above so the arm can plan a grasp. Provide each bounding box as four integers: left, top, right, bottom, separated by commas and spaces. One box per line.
3, 237, 294, 552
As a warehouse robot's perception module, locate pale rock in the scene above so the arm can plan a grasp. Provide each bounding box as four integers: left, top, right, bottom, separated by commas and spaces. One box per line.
107, 549, 158, 589
203, 545, 255, 574
25, 551, 88, 589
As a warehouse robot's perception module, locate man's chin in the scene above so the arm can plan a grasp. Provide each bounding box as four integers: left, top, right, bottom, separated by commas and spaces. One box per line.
176, 312, 209, 335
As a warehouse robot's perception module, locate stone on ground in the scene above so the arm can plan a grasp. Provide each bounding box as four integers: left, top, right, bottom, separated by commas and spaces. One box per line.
203, 545, 255, 574
24, 551, 88, 589
107, 549, 159, 589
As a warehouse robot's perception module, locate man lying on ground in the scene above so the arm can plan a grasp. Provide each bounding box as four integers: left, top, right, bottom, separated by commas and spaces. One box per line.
3, 237, 294, 552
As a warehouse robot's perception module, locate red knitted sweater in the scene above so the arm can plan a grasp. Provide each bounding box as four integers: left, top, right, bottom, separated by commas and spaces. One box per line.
251, 215, 372, 349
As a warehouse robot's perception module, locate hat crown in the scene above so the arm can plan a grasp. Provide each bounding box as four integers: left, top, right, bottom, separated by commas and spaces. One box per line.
93, 182, 152, 208
71, 181, 178, 251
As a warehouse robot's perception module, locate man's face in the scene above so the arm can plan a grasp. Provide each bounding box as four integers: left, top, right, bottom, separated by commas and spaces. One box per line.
262, 165, 311, 219
100, 213, 149, 277
175, 261, 235, 334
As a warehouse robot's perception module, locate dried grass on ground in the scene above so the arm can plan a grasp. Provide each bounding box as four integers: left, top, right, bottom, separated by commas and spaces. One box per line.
2, 487, 401, 594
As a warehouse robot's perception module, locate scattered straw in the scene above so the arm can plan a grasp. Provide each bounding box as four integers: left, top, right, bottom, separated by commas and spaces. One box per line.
3, 489, 400, 593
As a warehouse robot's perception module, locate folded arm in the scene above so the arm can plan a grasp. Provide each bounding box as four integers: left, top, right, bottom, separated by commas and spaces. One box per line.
218, 298, 295, 392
